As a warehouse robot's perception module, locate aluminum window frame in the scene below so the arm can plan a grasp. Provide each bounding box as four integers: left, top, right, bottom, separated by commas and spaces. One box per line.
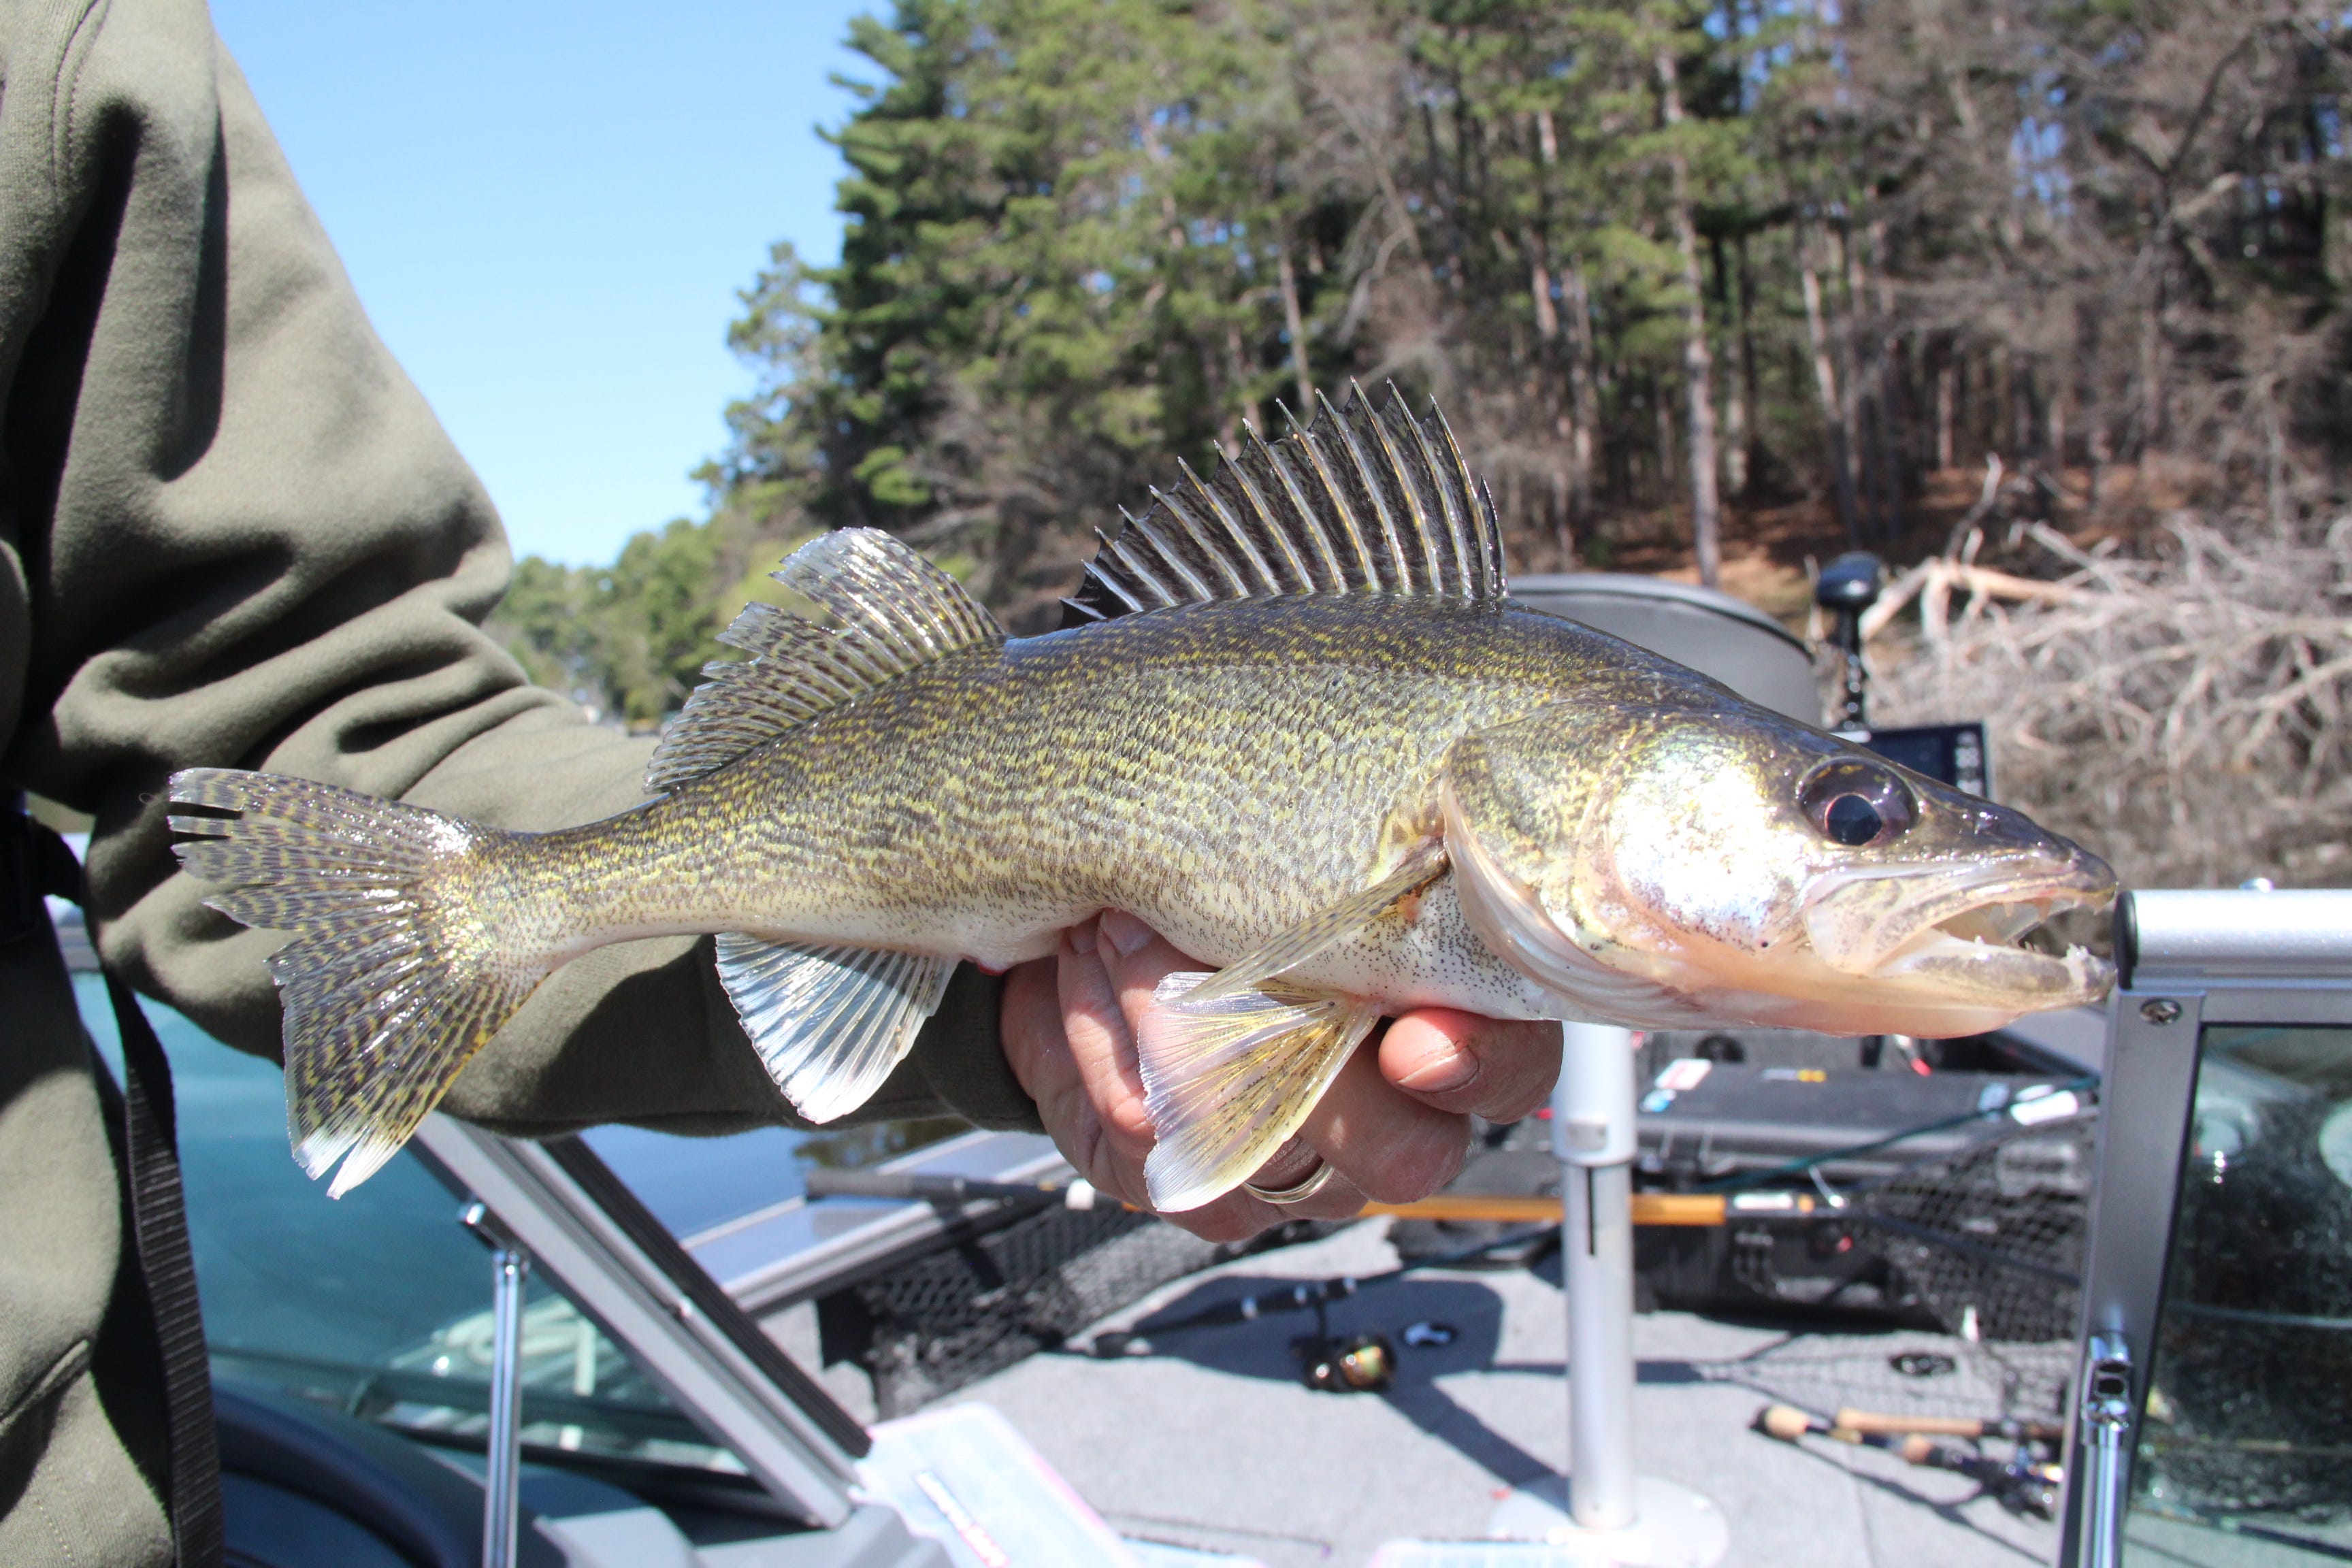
2058, 889, 2352, 1567
411, 1114, 868, 1528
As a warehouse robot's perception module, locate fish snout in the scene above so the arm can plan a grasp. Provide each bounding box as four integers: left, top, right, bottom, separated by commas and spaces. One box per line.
1801, 845, 2118, 980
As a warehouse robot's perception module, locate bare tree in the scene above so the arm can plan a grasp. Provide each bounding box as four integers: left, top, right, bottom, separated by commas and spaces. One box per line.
1656, 46, 1725, 585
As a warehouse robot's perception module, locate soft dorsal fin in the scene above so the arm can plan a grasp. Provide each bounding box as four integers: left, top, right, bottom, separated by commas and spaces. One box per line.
1062, 384, 1505, 625
647, 529, 1004, 792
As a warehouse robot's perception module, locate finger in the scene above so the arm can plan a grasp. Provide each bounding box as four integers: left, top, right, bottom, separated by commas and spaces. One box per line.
1148, 1146, 1371, 1237
998, 954, 1071, 1109
1156, 1141, 1369, 1239
1235, 1134, 1369, 1222
1000, 928, 1162, 1213
1160, 1186, 1305, 1243
1087, 909, 1209, 1195
1001, 947, 1134, 1201
1053, 917, 1310, 1235
1050, 921, 1158, 1206
1092, 911, 1380, 1230
1091, 907, 1203, 1015
1299, 1032, 1470, 1205
1094, 911, 1480, 1211
1379, 1010, 1562, 1122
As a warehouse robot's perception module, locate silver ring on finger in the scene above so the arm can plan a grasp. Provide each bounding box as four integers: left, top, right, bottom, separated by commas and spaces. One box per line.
1243, 1159, 1337, 1205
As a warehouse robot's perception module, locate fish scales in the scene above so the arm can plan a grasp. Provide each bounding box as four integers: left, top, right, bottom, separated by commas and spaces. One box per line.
165, 387, 2114, 1206
512, 594, 1656, 1009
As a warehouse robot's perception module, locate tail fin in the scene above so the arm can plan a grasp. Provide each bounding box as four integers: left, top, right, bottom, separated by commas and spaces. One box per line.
168, 768, 538, 1196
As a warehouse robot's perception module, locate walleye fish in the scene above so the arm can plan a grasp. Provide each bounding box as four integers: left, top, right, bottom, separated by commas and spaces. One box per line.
168, 389, 2115, 1208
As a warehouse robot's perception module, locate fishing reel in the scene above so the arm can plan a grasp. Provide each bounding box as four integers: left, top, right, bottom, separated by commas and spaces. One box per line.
1288, 1285, 1411, 1393
1294, 1330, 1397, 1394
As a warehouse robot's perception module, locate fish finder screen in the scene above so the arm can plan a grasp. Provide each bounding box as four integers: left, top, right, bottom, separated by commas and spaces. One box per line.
1856, 722, 1990, 798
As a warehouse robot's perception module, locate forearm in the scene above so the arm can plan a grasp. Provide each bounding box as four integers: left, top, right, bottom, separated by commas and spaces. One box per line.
0, 0, 1034, 1136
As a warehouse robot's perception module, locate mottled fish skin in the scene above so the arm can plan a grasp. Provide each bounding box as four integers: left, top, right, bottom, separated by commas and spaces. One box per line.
492, 593, 1675, 1019
167, 388, 2115, 1203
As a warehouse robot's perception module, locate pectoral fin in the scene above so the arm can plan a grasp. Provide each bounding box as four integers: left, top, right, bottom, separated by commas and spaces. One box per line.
1137, 972, 1382, 1212
1182, 837, 1448, 1007
716, 934, 953, 1124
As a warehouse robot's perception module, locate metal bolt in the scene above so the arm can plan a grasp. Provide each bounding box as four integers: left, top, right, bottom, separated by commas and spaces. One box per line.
2140, 998, 2182, 1025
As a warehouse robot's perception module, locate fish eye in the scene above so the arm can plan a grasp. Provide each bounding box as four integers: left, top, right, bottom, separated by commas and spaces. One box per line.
1798, 758, 1917, 848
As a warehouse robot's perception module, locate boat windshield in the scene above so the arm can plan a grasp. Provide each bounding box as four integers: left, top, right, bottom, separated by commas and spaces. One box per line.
69, 975, 930, 1480
2127, 1022, 2352, 1565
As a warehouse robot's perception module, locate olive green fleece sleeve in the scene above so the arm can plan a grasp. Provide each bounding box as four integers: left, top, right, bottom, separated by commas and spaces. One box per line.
0, 0, 1039, 1137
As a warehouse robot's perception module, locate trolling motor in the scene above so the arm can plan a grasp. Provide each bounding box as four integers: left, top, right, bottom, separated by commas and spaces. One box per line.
1816, 551, 1884, 734
1814, 547, 1994, 798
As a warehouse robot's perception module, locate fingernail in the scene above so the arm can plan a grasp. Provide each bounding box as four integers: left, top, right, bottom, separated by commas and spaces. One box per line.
1067, 918, 1098, 955
1395, 1049, 1480, 1094
1098, 909, 1156, 956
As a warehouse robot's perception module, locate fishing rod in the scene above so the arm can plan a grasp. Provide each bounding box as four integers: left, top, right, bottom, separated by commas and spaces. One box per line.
1695, 1075, 2098, 1195
807, 1073, 2102, 1225
802, 1168, 1104, 1208
803, 1169, 1566, 1339
1757, 1403, 2061, 1519
804, 1169, 1737, 1226
1077, 1224, 1560, 1354
1826, 1406, 2064, 1446
2132, 1497, 2352, 1563
1361, 1191, 1735, 1225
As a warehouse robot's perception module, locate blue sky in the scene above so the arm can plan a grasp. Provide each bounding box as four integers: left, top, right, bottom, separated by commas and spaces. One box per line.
211, 1, 878, 566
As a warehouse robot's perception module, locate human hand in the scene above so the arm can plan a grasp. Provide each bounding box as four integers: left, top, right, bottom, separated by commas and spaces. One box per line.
1000, 910, 1563, 1243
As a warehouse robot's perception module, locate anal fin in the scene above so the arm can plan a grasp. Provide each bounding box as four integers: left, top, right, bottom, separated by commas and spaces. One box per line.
1139, 971, 1382, 1212
716, 934, 953, 1124
1183, 837, 1447, 1006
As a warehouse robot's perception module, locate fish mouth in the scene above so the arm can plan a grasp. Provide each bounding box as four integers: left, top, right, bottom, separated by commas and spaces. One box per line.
1802, 855, 2118, 1005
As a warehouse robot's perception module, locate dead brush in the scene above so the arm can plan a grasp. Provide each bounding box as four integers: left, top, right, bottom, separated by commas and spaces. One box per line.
1872, 513, 2352, 890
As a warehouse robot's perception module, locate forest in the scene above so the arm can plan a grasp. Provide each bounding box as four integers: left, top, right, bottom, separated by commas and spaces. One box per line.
491, 0, 2352, 887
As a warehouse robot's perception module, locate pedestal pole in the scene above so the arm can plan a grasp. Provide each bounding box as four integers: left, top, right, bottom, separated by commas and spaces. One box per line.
1488, 1024, 1727, 1565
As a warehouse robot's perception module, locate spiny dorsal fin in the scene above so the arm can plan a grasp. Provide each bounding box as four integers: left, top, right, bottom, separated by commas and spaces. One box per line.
647, 529, 1004, 792
1062, 384, 1505, 625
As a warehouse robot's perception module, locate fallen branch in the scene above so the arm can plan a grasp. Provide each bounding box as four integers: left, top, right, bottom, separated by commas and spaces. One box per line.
1876, 512, 2352, 888
1860, 559, 2088, 642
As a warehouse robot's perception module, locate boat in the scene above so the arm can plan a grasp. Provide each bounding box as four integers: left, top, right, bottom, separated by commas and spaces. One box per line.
52, 569, 2352, 1567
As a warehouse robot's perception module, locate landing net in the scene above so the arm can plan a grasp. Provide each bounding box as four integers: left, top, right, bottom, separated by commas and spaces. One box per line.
815, 1206, 1333, 1417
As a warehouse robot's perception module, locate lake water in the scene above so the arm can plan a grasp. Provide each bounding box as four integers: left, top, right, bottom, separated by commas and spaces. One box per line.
69, 975, 862, 1373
